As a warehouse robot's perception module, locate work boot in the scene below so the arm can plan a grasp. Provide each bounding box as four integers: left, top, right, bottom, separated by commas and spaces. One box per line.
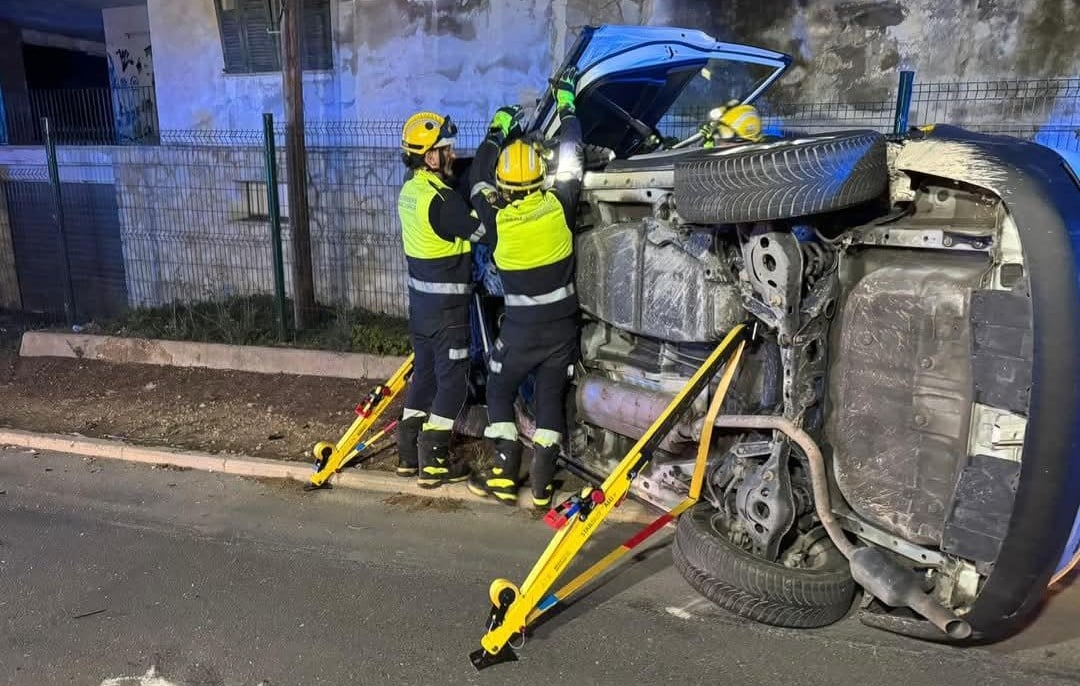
417, 429, 470, 489
530, 443, 560, 508
467, 438, 523, 506
395, 416, 424, 477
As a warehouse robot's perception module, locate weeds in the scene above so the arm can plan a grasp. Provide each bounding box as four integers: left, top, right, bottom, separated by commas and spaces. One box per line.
98, 295, 410, 355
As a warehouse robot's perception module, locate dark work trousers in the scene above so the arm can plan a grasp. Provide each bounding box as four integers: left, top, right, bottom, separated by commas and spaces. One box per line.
486, 316, 579, 435
404, 306, 471, 422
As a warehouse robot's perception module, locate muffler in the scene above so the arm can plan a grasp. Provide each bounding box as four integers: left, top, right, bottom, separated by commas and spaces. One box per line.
849, 547, 973, 640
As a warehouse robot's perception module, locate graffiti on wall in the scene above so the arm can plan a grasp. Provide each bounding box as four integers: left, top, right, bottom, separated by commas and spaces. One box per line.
109, 42, 157, 143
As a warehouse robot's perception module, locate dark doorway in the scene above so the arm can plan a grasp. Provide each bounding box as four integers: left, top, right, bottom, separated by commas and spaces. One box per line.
21, 44, 115, 143
4, 180, 128, 320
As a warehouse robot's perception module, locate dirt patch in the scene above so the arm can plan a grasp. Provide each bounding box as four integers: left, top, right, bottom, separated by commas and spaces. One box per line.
382, 493, 470, 513
0, 350, 487, 474
0, 353, 400, 467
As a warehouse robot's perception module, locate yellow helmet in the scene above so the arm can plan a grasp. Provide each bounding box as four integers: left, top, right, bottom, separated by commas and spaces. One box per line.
496, 139, 546, 192
401, 111, 457, 155
719, 104, 763, 142
710, 103, 763, 142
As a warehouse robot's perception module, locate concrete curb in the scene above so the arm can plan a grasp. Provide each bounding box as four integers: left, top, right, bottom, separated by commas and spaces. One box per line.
19, 331, 406, 380
0, 428, 656, 524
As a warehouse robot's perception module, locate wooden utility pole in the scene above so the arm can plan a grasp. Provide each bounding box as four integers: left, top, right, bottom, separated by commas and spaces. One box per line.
281, 0, 316, 329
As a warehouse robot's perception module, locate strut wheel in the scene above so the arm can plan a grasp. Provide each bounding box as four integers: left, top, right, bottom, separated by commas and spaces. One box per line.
489, 578, 520, 607
312, 441, 335, 470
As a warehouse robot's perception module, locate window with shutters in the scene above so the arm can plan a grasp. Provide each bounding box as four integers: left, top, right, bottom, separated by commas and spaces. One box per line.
214, 0, 333, 74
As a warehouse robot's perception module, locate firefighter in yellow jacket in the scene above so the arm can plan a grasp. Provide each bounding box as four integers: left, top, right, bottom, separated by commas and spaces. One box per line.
396, 106, 522, 488
466, 68, 585, 507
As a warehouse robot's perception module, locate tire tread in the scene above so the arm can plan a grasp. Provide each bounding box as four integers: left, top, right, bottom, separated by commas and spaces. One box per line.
674, 131, 888, 224
672, 503, 856, 629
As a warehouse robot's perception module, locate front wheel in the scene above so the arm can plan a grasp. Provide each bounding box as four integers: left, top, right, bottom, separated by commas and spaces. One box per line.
673, 502, 856, 628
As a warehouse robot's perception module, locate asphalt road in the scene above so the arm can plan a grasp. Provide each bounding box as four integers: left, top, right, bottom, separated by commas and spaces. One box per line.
1, 448, 1079, 686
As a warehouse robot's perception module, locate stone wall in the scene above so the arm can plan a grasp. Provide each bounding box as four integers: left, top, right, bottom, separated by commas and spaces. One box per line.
645, 0, 1080, 106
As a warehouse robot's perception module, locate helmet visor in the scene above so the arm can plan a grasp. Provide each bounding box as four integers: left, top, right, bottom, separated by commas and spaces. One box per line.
433, 115, 458, 149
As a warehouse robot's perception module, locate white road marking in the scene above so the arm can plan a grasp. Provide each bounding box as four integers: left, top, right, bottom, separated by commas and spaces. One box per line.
100, 667, 180, 686
665, 597, 715, 619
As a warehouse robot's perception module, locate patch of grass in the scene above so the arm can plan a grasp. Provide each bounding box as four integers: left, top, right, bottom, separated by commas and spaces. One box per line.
98, 295, 410, 355
0, 309, 46, 352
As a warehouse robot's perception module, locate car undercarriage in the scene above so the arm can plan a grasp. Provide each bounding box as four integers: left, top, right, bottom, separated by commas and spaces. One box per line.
462, 24, 1080, 645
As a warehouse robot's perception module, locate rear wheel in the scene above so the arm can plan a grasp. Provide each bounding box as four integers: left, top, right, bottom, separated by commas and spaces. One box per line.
673, 502, 856, 628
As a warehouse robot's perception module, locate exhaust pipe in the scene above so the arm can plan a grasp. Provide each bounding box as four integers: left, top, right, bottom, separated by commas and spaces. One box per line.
574, 388, 974, 639
848, 547, 973, 640
575, 376, 698, 452
710, 415, 972, 641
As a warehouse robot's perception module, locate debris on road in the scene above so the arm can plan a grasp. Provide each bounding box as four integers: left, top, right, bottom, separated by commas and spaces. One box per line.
383, 493, 469, 513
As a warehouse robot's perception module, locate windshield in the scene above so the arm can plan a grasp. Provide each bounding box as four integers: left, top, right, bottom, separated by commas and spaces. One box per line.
657, 60, 780, 140
532, 25, 790, 158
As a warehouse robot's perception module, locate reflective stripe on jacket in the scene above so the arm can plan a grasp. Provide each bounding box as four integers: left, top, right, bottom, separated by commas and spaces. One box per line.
493, 190, 577, 324
398, 170, 473, 324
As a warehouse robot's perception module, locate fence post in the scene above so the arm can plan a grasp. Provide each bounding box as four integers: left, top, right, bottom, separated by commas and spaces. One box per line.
893, 70, 915, 136
262, 112, 289, 341
42, 116, 77, 324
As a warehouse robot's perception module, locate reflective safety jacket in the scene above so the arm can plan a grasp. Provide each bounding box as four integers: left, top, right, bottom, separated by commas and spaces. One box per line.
397, 169, 480, 331
492, 191, 577, 324
470, 112, 584, 326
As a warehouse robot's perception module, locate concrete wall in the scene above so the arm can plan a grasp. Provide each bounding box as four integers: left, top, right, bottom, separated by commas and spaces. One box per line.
103, 6, 158, 142
20, 29, 106, 57
145, 0, 1079, 132
147, 0, 556, 130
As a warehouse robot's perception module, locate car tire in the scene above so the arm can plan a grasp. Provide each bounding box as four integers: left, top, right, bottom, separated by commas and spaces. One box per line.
673, 502, 856, 629
673, 131, 888, 224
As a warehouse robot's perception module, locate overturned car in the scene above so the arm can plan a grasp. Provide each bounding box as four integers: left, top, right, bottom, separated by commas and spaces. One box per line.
463, 25, 1080, 643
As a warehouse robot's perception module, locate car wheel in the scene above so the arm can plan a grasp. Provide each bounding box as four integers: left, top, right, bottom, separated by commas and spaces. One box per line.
673, 131, 888, 224
673, 502, 856, 629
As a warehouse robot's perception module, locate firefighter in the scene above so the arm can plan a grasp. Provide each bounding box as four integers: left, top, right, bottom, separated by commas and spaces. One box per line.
466, 67, 585, 507
396, 108, 524, 488
698, 100, 764, 147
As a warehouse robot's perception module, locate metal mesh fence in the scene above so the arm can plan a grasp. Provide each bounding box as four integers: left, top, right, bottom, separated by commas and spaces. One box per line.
909, 78, 1080, 151
2, 86, 159, 146
0, 75, 1076, 332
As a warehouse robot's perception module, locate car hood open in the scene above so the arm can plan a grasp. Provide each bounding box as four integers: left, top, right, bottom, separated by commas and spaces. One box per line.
532, 25, 791, 158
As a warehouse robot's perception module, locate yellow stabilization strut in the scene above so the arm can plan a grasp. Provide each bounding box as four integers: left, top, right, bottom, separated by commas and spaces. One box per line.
469, 324, 747, 670
306, 353, 414, 490
524, 338, 745, 627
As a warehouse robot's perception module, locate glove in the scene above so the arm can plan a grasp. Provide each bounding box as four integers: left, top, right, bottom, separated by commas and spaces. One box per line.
489, 105, 524, 139
552, 66, 578, 113
698, 121, 717, 148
